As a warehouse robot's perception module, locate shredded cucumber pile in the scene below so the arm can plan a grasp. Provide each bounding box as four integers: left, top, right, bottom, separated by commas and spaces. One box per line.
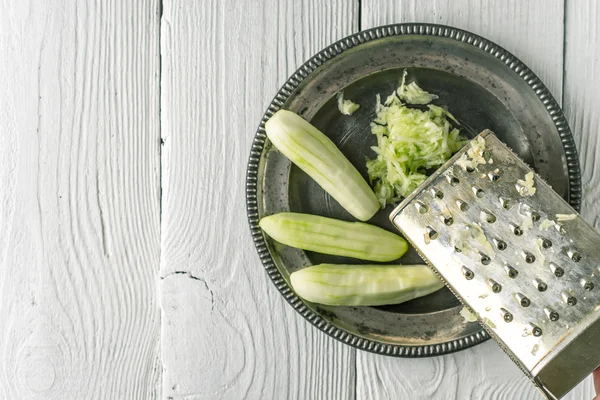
366, 71, 467, 207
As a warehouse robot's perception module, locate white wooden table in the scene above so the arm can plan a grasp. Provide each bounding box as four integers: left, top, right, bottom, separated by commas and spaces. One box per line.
1, 0, 599, 399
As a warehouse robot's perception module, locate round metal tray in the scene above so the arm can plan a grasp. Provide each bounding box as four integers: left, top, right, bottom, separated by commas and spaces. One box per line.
246, 23, 581, 357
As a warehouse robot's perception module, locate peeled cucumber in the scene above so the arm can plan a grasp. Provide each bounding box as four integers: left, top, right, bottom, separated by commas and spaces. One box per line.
265, 110, 379, 221
290, 264, 444, 306
259, 212, 408, 262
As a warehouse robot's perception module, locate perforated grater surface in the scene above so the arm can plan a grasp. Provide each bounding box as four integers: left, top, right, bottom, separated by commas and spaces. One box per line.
390, 130, 600, 400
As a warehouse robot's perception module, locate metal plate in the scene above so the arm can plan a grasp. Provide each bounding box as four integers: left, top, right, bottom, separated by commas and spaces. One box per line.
246, 23, 581, 357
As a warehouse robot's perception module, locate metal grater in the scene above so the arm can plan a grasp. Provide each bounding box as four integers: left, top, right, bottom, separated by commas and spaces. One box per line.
390, 130, 600, 400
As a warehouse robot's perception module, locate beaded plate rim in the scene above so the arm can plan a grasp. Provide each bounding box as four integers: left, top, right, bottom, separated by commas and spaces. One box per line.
245, 23, 581, 357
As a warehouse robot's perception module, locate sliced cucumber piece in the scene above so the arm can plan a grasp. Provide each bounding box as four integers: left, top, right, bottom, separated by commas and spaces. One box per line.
290, 264, 444, 306
265, 110, 379, 221
260, 212, 408, 262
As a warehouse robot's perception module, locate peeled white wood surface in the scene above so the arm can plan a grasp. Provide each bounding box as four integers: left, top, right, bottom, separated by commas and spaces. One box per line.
0, 0, 161, 399
159, 1, 357, 399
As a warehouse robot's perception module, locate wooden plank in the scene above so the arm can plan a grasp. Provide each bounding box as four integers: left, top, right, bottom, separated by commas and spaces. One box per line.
362, 0, 564, 103
564, 0, 600, 225
562, 0, 600, 397
357, 341, 543, 399
0, 1, 161, 399
358, 1, 595, 399
159, 1, 358, 399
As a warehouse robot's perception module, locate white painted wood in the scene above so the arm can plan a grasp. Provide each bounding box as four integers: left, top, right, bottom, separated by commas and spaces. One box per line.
357, 341, 544, 399
0, 1, 161, 399
362, 0, 565, 101
359, 1, 595, 399
159, 1, 357, 399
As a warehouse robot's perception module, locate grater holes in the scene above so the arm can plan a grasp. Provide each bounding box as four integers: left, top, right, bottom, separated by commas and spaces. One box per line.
462, 266, 474, 280
480, 254, 491, 265
562, 292, 577, 306
512, 225, 523, 236
439, 215, 453, 226
466, 166, 476, 173
550, 262, 564, 277
530, 324, 543, 337
488, 279, 502, 293
494, 238, 507, 251
523, 251, 535, 263
555, 268, 565, 277
415, 201, 428, 214
541, 238, 552, 249
531, 212, 541, 222
544, 308, 560, 322
533, 279, 547, 292
488, 169, 501, 182
430, 188, 444, 199
568, 250, 582, 262
426, 226, 439, 241
500, 197, 515, 210
581, 279, 594, 291
447, 175, 460, 186
505, 265, 519, 278
500, 308, 513, 322
472, 186, 485, 198
456, 199, 469, 212
515, 293, 530, 307
481, 210, 496, 223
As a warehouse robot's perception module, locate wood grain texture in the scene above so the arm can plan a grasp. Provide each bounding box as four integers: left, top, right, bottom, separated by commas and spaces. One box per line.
362, 0, 565, 103
565, 0, 600, 225
359, 1, 594, 399
0, 0, 161, 399
358, 341, 543, 400
159, 1, 358, 399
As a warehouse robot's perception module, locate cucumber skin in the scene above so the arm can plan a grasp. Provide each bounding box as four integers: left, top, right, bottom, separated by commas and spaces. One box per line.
259, 212, 408, 262
290, 264, 444, 306
265, 110, 379, 221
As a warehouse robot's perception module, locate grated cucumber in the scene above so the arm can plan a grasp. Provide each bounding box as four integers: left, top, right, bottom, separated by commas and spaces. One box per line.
367, 74, 467, 207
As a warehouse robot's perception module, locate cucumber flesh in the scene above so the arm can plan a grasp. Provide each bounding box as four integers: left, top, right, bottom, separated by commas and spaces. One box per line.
260, 212, 408, 262
290, 264, 444, 306
265, 110, 379, 221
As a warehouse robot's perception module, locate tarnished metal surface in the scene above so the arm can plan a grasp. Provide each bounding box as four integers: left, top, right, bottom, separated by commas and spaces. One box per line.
246, 23, 581, 356
391, 132, 599, 398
